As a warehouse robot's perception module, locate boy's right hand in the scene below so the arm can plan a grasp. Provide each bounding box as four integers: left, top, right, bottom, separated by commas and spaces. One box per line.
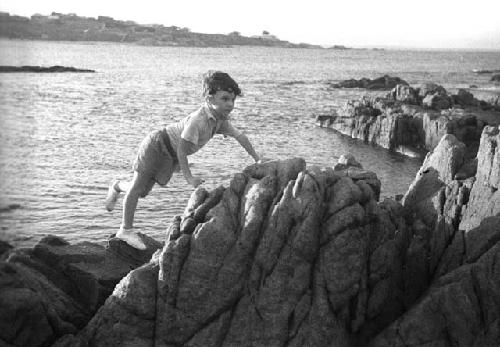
189, 177, 205, 188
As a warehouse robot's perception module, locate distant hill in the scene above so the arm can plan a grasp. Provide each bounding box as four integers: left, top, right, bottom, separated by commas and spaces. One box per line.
0, 11, 322, 48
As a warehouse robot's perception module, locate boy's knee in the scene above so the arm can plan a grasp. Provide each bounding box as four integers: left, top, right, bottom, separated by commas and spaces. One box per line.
127, 182, 152, 199
139, 189, 150, 198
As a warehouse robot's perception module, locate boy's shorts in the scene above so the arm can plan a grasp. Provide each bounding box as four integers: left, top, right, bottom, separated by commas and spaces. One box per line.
133, 129, 178, 191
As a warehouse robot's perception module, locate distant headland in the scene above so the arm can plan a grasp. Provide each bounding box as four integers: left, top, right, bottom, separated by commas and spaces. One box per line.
0, 11, 332, 49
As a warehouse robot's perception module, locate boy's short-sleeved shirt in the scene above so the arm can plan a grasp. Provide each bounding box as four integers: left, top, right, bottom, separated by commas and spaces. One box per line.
165, 104, 241, 156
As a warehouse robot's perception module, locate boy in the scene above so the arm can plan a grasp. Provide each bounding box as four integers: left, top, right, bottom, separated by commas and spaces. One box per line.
105, 71, 262, 249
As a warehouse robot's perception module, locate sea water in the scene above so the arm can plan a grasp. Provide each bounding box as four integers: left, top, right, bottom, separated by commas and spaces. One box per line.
0, 39, 499, 247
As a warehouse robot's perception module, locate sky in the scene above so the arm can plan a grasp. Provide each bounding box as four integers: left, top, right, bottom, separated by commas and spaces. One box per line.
1, 0, 500, 49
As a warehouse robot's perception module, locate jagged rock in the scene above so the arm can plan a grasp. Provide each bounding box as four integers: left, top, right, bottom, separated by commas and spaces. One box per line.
422, 110, 485, 150
327, 97, 423, 153
334, 153, 363, 170
386, 84, 419, 104
320, 79, 500, 157
0, 234, 162, 346
371, 216, 500, 347
417, 134, 466, 185
315, 112, 336, 127
371, 128, 500, 345
460, 126, 500, 231
320, 87, 498, 157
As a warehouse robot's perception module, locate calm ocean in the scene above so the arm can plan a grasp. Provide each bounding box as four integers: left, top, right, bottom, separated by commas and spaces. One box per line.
1, 39, 499, 247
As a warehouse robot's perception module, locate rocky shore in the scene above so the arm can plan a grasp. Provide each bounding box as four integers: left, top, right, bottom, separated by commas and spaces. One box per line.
317, 81, 500, 157
0, 66, 95, 73
1, 125, 499, 346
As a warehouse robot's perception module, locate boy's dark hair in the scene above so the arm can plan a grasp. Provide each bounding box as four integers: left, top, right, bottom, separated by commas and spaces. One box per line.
202, 70, 241, 97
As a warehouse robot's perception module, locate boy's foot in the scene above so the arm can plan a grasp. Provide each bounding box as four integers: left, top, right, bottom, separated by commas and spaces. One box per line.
105, 180, 120, 212
115, 227, 147, 250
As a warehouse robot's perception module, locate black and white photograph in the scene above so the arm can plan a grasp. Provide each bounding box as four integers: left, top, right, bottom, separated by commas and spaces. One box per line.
0, 0, 499, 346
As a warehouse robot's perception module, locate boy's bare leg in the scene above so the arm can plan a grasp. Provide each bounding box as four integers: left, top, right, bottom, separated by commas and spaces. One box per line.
113, 171, 153, 250
121, 171, 153, 230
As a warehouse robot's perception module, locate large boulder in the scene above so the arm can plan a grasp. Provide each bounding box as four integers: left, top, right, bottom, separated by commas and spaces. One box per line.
0, 234, 162, 346
57, 158, 406, 346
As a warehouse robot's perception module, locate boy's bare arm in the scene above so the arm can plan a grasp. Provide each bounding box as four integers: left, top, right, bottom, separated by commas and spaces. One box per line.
177, 139, 203, 187
235, 133, 260, 162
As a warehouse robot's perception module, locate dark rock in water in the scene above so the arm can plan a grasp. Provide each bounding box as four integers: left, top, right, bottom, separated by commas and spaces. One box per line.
472, 69, 500, 74
0, 203, 21, 212
0, 234, 162, 346
329, 75, 408, 90
491, 74, 500, 83
453, 88, 476, 108
0, 65, 95, 73
315, 112, 336, 127
417, 82, 447, 99
422, 92, 453, 110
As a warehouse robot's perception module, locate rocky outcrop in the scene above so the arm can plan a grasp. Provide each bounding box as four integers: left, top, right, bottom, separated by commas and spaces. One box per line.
46, 133, 498, 347
2, 129, 499, 346
0, 234, 162, 346
0, 66, 95, 73
318, 83, 500, 156
329, 75, 408, 90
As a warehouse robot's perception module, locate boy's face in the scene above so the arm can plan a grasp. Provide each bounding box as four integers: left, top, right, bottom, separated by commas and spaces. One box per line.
207, 90, 236, 120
